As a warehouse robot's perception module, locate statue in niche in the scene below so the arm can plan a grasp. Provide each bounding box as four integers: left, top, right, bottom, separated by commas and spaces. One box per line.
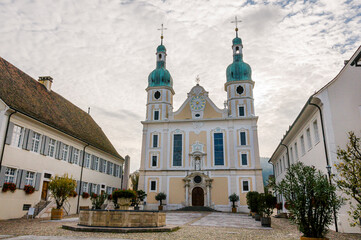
195, 156, 201, 171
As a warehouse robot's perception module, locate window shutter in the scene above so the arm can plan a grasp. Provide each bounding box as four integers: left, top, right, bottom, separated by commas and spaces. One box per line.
0, 167, 7, 186
106, 186, 110, 194
20, 170, 27, 189
119, 165, 123, 178
96, 184, 100, 194
113, 165, 118, 177
107, 162, 111, 175
68, 146, 73, 163
91, 155, 95, 170
44, 136, 50, 156
16, 169, 23, 188
79, 151, 84, 166
40, 135, 46, 155
26, 130, 34, 151
59, 142, 64, 160
76, 180, 80, 194
99, 159, 104, 172
22, 129, 30, 149
34, 173, 41, 190
5, 122, 14, 145
55, 141, 60, 159
88, 183, 93, 193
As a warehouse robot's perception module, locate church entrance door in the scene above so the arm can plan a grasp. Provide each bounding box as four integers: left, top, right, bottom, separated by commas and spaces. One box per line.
192, 187, 204, 206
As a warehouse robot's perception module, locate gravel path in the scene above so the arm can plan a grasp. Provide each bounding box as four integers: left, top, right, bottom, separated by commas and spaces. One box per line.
0, 213, 360, 240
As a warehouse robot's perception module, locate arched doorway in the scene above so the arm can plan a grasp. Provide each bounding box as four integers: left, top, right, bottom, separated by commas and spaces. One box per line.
192, 187, 204, 206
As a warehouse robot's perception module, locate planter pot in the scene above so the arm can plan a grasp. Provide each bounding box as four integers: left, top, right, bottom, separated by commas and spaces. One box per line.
255, 214, 261, 221
232, 207, 237, 213
261, 217, 271, 227
158, 205, 163, 211
300, 237, 329, 240
117, 197, 132, 210
51, 208, 63, 220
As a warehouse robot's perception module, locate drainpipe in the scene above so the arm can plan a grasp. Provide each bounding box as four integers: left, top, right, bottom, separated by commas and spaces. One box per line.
280, 143, 290, 168
307, 98, 338, 232
0, 110, 16, 172
76, 143, 89, 214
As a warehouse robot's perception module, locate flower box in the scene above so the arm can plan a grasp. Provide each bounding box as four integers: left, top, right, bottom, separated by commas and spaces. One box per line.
2, 182, 16, 192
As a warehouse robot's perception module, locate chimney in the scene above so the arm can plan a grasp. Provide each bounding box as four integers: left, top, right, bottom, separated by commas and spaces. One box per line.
38, 76, 53, 91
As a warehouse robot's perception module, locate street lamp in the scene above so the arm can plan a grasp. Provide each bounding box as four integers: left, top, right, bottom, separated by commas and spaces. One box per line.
326, 164, 338, 232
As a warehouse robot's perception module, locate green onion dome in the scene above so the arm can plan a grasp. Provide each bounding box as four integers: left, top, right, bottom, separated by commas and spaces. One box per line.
226, 56, 252, 81
156, 44, 166, 53
232, 37, 242, 46
148, 66, 173, 87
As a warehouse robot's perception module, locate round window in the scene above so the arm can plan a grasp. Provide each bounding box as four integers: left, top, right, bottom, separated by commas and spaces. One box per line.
236, 85, 244, 95
154, 91, 161, 99
194, 176, 202, 183
195, 114, 200, 117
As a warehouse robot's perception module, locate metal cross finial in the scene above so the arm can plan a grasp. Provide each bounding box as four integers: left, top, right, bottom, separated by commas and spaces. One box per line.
196, 75, 200, 85
158, 23, 167, 45
231, 16, 242, 37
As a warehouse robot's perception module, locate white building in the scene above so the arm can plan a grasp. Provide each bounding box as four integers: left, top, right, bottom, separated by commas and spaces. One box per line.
269, 46, 361, 233
139, 29, 264, 212
0, 57, 126, 219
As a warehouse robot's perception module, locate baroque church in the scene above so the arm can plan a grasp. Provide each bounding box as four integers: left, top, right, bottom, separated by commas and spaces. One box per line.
139, 25, 264, 212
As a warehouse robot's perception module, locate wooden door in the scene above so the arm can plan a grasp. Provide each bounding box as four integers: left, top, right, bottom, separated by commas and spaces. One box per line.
41, 181, 49, 200
192, 187, 204, 206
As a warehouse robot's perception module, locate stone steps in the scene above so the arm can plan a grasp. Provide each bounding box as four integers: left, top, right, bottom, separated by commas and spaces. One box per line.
176, 206, 219, 212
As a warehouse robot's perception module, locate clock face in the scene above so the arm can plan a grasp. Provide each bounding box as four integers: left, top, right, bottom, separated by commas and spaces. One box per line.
190, 96, 206, 111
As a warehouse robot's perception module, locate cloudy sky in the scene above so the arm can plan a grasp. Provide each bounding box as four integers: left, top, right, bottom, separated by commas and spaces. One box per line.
1, 0, 360, 172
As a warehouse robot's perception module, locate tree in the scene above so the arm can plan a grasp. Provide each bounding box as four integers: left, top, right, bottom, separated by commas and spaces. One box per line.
274, 162, 342, 238
130, 171, 139, 191
48, 174, 76, 209
229, 193, 240, 208
335, 131, 361, 227
155, 192, 167, 206
246, 191, 260, 213
258, 192, 277, 217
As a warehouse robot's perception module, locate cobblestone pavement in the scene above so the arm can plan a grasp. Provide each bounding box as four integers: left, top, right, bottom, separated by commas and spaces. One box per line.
0, 212, 360, 240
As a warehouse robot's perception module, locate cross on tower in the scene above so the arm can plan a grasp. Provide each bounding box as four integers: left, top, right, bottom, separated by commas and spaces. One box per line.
158, 23, 167, 45
231, 16, 242, 37
195, 75, 200, 85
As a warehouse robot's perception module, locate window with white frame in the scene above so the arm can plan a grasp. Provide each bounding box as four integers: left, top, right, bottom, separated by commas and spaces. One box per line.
154, 110, 160, 120
306, 128, 312, 149
150, 180, 157, 191
91, 183, 97, 193
94, 157, 99, 171
152, 155, 158, 167
73, 148, 79, 164
101, 160, 107, 173
238, 106, 245, 117
11, 125, 24, 148
115, 165, 120, 177
31, 132, 41, 152
82, 182, 88, 193
294, 142, 299, 159
107, 187, 112, 195
313, 120, 320, 143
5, 167, 17, 183
242, 180, 250, 192
109, 162, 114, 175
85, 153, 91, 168
300, 135, 306, 155
152, 134, 159, 148
62, 144, 69, 161
25, 171, 35, 186
47, 138, 56, 157
290, 147, 294, 164
240, 131, 247, 146
241, 153, 248, 166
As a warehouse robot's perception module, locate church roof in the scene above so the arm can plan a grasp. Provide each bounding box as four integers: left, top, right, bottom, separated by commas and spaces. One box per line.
226, 56, 252, 82
0, 56, 122, 160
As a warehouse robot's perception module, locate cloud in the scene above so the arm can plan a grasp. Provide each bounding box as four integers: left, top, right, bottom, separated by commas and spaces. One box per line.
0, 0, 360, 172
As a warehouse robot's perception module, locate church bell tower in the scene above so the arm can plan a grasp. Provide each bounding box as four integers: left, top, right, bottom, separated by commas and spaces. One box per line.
225, 17, 255, 118
146, 24, 174, 121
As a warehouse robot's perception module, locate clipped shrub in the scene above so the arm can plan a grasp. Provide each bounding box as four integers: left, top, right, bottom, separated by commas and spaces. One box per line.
246, 191, 260, 213
155, 192, 167, 206
229, 193, 240, 208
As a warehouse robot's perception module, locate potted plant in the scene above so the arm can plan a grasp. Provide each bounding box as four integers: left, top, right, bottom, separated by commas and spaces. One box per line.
246, 191, 259, 217
134, 190, 147, 211
274, 162, 342, 240
112, 189, 136, 210
155, 192, 166, 210
69, 190, 77, 197
2, 182, 16, 192
229, 193, 240, 213
48, 174, 76, 220
82, 192, 90, 199
24, 185, 35, 194
258, 193, 277, 227
91, 192, 108, 209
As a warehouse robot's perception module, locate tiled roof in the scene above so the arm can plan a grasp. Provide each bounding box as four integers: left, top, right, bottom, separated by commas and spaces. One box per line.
0, 56, 122, 160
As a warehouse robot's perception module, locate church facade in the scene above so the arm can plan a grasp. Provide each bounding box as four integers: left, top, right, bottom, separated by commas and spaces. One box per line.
139, 30, 264, 212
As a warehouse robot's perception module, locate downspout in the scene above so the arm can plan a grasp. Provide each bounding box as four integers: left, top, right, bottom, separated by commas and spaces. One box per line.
307, 98, 338, 232
0, 110, 16, 172
76, 143, 89, 214
280, 143, 290, 168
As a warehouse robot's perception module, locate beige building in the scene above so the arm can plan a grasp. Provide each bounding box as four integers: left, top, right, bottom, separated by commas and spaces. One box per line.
269, 46, 361, 233
139, 30, 264, 212
0, 57, 126, 220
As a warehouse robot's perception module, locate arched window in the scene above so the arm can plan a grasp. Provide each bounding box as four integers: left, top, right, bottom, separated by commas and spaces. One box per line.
235, 46, 240, 54
158, 54, 162, 60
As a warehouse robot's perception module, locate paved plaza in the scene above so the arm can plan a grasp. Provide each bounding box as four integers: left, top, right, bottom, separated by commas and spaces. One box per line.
0, 212, 360, 240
